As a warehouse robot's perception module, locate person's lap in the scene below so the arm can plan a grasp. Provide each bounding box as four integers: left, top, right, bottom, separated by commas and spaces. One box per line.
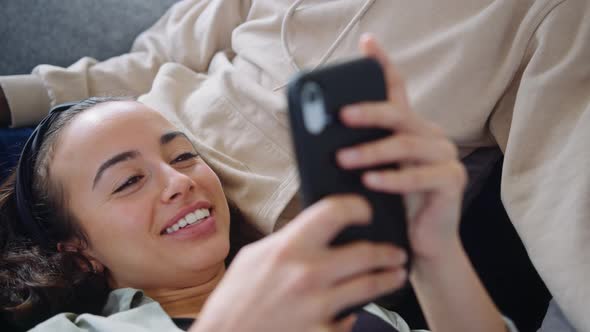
0, 127, 33, 180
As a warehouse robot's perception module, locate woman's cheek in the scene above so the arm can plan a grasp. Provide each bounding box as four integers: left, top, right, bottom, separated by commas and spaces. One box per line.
109, 199, 154, 234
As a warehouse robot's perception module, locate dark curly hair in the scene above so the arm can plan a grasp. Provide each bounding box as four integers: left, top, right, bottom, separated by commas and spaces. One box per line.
0, 97, 260, 331
0, 97, 122, 331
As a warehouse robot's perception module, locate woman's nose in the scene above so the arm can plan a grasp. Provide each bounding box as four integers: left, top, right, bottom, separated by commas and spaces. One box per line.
161, 166, 195, 203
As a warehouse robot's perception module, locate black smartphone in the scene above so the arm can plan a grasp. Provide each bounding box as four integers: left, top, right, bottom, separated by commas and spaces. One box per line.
287, 58, 411, 317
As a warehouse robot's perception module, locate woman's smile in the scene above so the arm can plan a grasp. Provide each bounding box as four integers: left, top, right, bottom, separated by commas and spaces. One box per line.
161, 204, 217, 241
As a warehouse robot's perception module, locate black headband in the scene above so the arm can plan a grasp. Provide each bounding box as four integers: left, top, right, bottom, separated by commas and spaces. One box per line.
15, 102, 78, 248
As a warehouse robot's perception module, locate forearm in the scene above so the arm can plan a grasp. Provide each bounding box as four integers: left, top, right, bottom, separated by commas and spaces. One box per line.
0, 84, 10, 126
188, 320, 220, 332
411, 239, 506, 332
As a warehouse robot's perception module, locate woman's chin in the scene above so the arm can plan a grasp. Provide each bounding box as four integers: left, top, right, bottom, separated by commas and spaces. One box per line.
172, 237, 230, 270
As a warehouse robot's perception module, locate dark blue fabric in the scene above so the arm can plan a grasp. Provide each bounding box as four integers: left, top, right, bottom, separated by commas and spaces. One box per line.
172, 318, 194, 331
0, 127, 33, 181
352, 310, 400, 332
171, 310, 400, 332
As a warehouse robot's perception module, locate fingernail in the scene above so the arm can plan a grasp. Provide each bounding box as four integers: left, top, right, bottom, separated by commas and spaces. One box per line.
398, 250, 407, 264
365, 173, 381, 186
397, 269, 408, 283
338, 149, 359, 164
387, 248, 406, 264
342, 106, 361, 120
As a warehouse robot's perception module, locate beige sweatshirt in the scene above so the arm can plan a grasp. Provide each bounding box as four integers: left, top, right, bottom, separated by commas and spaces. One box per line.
1, 0, 589, 329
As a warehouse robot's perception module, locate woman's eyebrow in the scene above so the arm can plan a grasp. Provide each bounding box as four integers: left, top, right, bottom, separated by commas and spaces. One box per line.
92, 132, 190, 189
160, 131, 190, 145
93, 151, 140, 189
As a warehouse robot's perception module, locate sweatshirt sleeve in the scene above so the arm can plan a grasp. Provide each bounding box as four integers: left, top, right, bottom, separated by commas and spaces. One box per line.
0, 0, 251, 127
489, 1, 590, 330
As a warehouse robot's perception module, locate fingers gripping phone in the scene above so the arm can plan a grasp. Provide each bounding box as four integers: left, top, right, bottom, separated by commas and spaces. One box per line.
287, 58, 411, 316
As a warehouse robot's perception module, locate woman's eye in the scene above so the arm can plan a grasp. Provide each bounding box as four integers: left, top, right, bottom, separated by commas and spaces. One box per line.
113, 175, 144, 194
172, 152, 199, 164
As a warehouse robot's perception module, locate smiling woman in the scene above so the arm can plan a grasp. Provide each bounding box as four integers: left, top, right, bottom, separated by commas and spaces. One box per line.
0, 97, 255, 329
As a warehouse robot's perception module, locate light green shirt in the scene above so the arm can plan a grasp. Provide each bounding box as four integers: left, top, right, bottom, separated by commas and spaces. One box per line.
29, 288, 516, 332
30, 289, 183, 332
30, 288, 420, 332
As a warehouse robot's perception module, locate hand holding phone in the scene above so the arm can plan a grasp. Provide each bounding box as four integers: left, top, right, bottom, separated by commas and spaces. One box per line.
287, 34, 468, 323
287, 56, 410, 252
287, 57, 411, 316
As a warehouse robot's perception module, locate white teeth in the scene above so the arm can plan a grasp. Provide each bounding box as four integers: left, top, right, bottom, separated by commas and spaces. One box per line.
186, 213, 198, 224
164, 208, 211, 235
200, 209, 211, 219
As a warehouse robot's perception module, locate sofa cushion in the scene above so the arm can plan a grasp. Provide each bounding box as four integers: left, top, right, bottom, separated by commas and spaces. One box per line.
0, 0, 178, 75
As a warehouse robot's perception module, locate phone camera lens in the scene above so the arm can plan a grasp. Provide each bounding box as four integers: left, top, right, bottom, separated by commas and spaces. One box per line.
309, 91, 317, 102
302, 82, 322, 104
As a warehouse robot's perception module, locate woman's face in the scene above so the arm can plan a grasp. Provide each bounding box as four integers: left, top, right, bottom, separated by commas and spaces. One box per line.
50, 101, 231, 289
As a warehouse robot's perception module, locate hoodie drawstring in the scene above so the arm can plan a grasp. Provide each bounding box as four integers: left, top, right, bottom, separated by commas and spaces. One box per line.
274, 0, 376, 91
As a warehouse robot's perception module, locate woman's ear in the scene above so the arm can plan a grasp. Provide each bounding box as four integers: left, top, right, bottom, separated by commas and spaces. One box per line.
56, 242, 78, 253
88, 260, 105, 273
57, 241, 105, 273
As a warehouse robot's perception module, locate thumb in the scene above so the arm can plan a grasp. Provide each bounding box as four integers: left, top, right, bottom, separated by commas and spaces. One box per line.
359, 34, 410, 111
285, 195, 372, 248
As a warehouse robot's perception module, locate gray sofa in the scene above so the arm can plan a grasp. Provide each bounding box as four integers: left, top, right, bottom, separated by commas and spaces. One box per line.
0, 0, 177, 75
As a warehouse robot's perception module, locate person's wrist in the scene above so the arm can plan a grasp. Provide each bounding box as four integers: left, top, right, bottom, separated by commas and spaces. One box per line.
190, 316, 249, 332
188, 318, 218, 332
0, 84, 12, 127
410, 237, 464, 282
189, 306, 242, 332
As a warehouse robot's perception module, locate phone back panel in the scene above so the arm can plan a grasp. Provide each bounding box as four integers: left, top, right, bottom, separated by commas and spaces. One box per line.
287, 58, 410, 311
287, 58, 409, 251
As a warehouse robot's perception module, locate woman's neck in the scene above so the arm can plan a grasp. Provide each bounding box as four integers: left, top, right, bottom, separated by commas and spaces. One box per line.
144, 265, 226, 318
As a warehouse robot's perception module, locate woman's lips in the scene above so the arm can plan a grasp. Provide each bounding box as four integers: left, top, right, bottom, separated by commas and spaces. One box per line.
162, 201, 212, 233
162, 210, 217, 241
